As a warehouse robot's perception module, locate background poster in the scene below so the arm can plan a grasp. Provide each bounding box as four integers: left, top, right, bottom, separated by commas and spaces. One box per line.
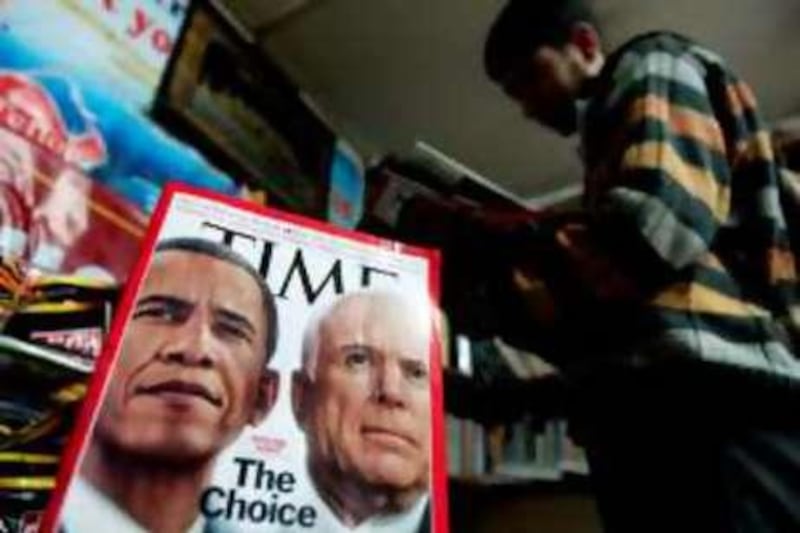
44, 185, 448, 532
0, 0, 190, 110
0, 124, 146, 282
0, 0, 238, 213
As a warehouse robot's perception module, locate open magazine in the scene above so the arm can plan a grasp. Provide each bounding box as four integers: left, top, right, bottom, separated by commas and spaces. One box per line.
41, 184, 447, 532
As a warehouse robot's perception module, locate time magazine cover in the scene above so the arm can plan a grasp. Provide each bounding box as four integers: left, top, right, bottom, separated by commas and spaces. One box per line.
42, 183, 447, 532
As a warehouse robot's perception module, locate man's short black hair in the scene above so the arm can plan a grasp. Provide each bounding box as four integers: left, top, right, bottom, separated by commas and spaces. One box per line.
154, 237, 279, 363
484, 0, 597, 83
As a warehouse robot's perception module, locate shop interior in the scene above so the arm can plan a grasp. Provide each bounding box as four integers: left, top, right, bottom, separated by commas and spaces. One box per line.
1, 0, 799, 532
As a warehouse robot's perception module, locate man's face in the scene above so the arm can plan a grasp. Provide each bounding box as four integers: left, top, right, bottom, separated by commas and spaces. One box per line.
299, 294, 431, 493
91, 250, 274, 463
502, 45, 584, 136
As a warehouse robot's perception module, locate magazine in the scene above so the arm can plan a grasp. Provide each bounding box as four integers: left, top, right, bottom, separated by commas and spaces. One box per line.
42, 183, 447, 532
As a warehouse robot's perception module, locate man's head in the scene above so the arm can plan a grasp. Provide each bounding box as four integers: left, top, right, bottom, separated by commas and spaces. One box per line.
293, 291, 431, 516
89, 238, 279, 467
484, 0, 605, 135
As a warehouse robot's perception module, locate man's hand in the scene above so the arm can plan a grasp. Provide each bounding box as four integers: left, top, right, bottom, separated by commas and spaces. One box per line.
555, 223, 639, 301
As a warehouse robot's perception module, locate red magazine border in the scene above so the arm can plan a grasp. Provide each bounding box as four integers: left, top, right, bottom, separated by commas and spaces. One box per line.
40, 182, 176, 532
426, 249, 449, 533
42, 182, 449, 532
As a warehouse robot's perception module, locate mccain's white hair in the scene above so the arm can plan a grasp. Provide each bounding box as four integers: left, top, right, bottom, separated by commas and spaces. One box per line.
299, 288, 431, 381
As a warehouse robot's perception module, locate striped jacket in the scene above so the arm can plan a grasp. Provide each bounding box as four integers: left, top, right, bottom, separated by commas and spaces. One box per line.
574, 32, 799, 382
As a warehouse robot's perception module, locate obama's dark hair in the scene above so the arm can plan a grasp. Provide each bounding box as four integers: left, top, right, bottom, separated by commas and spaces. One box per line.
155, 237, 278, 362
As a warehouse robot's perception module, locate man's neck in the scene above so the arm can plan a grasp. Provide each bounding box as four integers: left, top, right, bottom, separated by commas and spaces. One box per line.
82, 440, 211, 533
310, 459, 425, 528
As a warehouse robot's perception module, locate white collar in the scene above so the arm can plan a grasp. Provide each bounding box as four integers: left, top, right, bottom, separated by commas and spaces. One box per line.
60, 476, 206, 533
304, 464, 429, 532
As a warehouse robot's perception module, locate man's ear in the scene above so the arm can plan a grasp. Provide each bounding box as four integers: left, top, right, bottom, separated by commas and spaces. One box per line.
291, 370, 311, 430
569, 22, 601, 62
250, 369, 279, 426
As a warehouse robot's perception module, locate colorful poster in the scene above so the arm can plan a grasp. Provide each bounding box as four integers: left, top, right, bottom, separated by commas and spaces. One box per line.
0, 1, 238, 213
0, 124, 146, 283
43, 184, 448, 532
0, 0, 190, 110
